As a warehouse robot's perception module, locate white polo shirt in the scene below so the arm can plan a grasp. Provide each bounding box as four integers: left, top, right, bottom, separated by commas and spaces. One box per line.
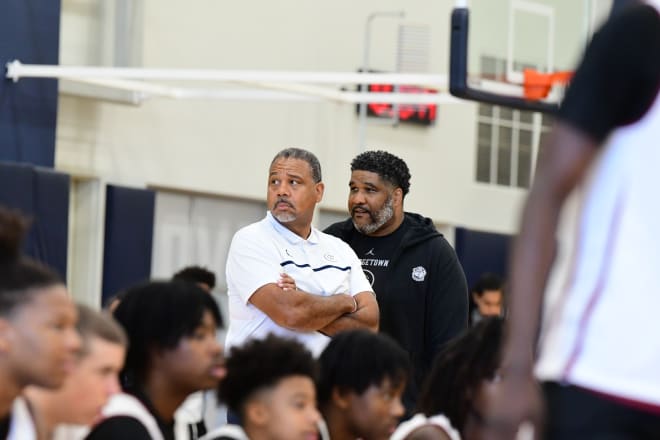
225, 212, 373, 356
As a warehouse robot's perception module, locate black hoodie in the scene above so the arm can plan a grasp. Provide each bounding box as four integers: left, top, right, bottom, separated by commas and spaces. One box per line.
325, 212, 468, 414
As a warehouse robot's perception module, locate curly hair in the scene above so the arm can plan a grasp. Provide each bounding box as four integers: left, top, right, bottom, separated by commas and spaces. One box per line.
173, 265, 217, 290
417, 317, 503, 434
351, 150, 411, 196
317, 329, 411, 406
472, 273, 503, 296
218, 334, 318, 416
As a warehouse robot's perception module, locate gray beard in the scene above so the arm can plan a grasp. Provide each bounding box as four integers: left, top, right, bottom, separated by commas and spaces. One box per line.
273, 212, 296, 223
353, 196, 394, 235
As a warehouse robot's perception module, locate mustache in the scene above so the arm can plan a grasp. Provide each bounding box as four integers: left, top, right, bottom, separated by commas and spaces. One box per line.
273, 197, 294, 209
351, 205, 372, 215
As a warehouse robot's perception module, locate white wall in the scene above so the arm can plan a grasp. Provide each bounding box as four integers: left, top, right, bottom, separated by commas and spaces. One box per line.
56, 0, 609, 236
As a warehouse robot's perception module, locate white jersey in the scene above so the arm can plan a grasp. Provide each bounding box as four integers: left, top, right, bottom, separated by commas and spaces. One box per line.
7, 397, 36, 440
536, 80, 660, 405
101, 393, 164, 440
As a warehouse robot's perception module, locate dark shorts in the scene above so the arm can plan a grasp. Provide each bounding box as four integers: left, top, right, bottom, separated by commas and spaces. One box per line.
543, 382, 660, 440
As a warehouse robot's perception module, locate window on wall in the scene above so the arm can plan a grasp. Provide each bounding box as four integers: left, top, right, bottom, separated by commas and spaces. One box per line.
476, 56, 554, 188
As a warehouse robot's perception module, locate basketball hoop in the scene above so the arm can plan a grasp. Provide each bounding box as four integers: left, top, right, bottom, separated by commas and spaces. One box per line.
522, 68, 573, 100
449, 2, 579, 113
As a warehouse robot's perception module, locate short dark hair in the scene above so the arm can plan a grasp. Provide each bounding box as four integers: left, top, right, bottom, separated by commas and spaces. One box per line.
351, 150, 411, 196
173, 265, 216, 290
76, 304, 128, 357
0, 207, 63, 317
317, 330, 411, 406
219, 334, 318, 416
113, 280, 222, 385
417, 317, 503, 434
472, 273, 503, 296
271, 148, 322, 183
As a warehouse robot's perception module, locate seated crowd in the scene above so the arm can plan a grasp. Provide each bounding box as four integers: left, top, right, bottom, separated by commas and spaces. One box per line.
0, 205, 502, 440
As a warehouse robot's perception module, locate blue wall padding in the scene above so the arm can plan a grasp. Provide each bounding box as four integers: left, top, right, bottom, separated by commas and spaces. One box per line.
0, 161, 33, 214
32, 167, 70, 278
102, 185, 155, 303
0, 161, 70, 278
0, 0, 61, 167
454, 227, 512, 291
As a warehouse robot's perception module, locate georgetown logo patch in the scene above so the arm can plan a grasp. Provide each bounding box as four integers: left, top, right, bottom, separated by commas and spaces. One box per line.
363, 269, 375, 287
411, 266, 427, 282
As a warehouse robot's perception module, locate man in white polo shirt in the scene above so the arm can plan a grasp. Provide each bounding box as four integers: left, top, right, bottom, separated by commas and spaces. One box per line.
225, 148, 379, 357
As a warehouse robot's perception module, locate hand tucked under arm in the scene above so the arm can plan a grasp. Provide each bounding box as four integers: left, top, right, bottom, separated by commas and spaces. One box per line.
317, 291, 379, 336
277, 272, 297, 291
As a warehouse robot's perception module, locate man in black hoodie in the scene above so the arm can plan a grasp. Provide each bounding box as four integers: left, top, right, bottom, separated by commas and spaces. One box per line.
324, 150, 468, 415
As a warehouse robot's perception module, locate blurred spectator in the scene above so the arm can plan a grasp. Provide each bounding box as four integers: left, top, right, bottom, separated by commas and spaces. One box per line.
0, 207, 80, 438
173, 266, 216, 293
470, 274, 504, 326
417, 317, 503, 438
25, 304, 127, 439
317, 330, 410, 440
203, 334, 319, 440
86, 281, 224, 439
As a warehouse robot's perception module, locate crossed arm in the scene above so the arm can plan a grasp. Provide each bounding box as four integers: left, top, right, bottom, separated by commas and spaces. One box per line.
317, 290, 379, 335
249, 274, 378, 334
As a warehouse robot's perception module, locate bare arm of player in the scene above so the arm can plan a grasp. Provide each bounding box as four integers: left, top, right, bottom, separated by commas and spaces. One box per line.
476, 121, 599, 440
